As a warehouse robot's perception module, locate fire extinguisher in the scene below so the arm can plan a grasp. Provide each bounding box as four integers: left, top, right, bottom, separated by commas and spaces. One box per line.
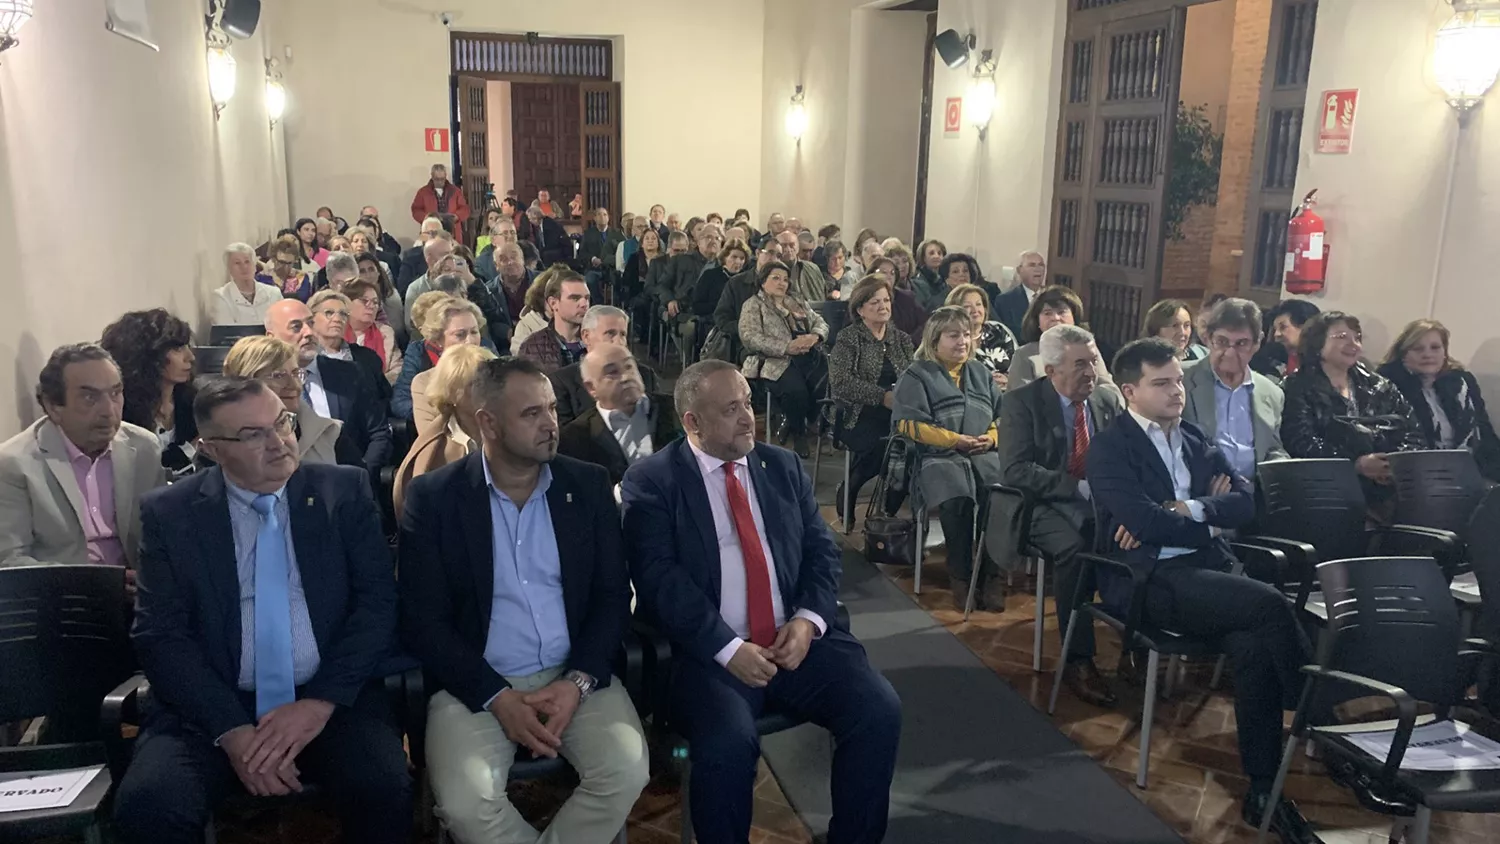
1284, 189, 1327, 295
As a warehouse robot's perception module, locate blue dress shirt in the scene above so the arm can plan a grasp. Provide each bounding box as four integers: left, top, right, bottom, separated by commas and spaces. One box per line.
1127, 410, 1208, 560
482, 456, 571, 679
1213, 376, 1257, 482
226, 480, 321, 690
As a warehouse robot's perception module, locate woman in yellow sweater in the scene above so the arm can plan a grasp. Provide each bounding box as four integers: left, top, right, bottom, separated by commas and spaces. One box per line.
892, 306, 1005, 611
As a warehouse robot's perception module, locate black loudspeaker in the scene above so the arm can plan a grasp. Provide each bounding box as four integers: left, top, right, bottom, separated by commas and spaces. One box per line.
221, 0, 261, 39
934, 28, 971, 69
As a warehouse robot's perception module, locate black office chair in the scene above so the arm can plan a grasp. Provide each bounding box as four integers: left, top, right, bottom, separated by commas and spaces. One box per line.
1389, 450, 1491, 612
1256, 555, 1500, 844
194, 345, 233, 376
969, 485, 1053, 672
0, 565, 132, 844
208, 324, 264, 347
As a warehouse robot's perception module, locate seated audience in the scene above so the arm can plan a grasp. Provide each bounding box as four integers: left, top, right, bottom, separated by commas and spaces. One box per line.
265, 299, 391, 476
992, 251, 1047, 340
224, 337, 362, 467
316, 205, 348, 234
757, 211, 788, 250
398, 215, 445, 294
550, 306, 658, 428
883, 241, 918, 295
798, 229, 817, 263
647, 231, 689, 317
492, 243, 537, 326
1181, 298, 1289, 484
295, 216, 330, 269
517, 269, 592, 375
450, 245, 512, 351
819, 239, 855, 300
0, 343, 164, 571
662, 226, 722, 346
560, 344, 680, 486
394, 293, 486, 426
1007, 285, 1115, 392
1252, 299, 1320, 381
267, 233, 315, 303
938, 252, 998, 304
403, 232, 457, 326
828, 275, 915, 522
772, 229, 832, 303
342, 279, 404, 385
113, 377, 409, 844
509, 268, 559, 355
474, 206, 510, 258
359, 208, 405, 277
1280, 311, 1421, 508
947, 283, 1018, 389
913, 239, 947, 306
1086, 338, 1317, 843
740, 261, 831, 458
474, 213, 519, 282
352, 245, 404, 332
893, 306, 1003, 608
99, 309, 199, 476
1143, 298, 1208, 362
410, 163, 470, 226
308, 288, 391, 406
1378, 319, 1500, 480
851, 228, 881, 276
621, 360, 901, 844
213, 242, 283, 326
865, 256, 928, 339
393, 343, 494, 515
579, 206, 623, 275
400, 358, 648, 843
997, 324, 1123, 703
692, 238, 751, 331
526, 203, 572, 266
712, 247, 777, 363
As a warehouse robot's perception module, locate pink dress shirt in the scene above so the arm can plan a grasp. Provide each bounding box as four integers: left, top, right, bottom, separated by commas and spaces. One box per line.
61, 435, 125, 568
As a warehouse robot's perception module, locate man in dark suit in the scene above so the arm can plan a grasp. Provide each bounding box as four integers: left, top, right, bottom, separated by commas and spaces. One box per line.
527, 204, 573, 267
400, 357, 648, 842
550, 305, 657, 428
621, 360, 901, 844
1086, 339, 1316, 843
397, 215, 445, 295
113, 378, 408, 844
997, 324, 1124, 707
991, 250, 1048, 339
266, 299, 392, 477
560, 344, 678, 485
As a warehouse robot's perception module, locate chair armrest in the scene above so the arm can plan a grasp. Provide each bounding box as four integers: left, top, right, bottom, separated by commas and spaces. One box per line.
616, 628, 647, 717
1076, 552, 1150, 633
101, 673, 149, 782
1301, 665, 1419, 780
1456, 638, 1500, 702
631, 618, 674, 725
1239, 535, 1318, 609
1370, 526, 1463, 580
1227, 541, 1288, 586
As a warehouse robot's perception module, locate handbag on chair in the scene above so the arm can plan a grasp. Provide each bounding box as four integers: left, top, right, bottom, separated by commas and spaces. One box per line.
862, 440, 916, 567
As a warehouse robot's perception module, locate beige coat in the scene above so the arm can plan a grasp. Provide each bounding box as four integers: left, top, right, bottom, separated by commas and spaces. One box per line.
297, 410, 345, 465
394, 417, 476, 515
510, 310, 548, 356
738, 292, 828, 382
0, 419, 165, 568
410, 369, 441, 435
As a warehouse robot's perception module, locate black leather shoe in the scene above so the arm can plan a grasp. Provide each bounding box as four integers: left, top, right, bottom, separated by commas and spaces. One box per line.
793, 434, 811, 459
1324, 756, 1416, 817
1242, 790, 1321, 844
1062, 660, 1118, 708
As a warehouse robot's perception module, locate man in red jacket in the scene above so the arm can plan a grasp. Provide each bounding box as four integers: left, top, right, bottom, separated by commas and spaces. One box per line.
410, 164, 470, 227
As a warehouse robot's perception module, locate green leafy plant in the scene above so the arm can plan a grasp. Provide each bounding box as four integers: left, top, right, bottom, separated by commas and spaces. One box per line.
1164, 102, 1224, 242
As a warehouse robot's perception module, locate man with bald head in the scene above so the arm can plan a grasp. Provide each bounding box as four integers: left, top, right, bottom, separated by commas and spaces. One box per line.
266, 299, 391, 477
402, 233, 457, 326
774, 228, 831, 303
550, 306, 658, 428
398, 214, 448, 294
559, 344, 678, 486
994, 250, 1049, 339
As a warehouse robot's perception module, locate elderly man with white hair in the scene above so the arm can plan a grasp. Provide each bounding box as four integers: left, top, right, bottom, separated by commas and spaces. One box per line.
993, 250, 1049, 339
995, 323, 1125, 708
212, 242, 283, 325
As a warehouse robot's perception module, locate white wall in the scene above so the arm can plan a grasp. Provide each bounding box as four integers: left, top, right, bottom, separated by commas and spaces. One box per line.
1289, 0, 1500, 392
272, 0, 765, 240
484, 80, 514, 199
924, 0, 1067, 275
0, 0, 287, 436
842, 9, 927, 243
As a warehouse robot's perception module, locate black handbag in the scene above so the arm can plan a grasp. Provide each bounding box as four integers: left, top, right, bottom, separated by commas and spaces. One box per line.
862, 441, 916, 567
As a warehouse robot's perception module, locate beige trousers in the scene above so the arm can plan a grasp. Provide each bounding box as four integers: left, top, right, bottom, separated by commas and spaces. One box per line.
426, 668, 650, 844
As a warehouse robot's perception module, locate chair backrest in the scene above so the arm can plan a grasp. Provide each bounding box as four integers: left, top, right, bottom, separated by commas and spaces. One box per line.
208, 323, 264, 347
1316, 556, 1462, 705
194, 345, 233, 375
0, 565, 132, 724
1388, 450, 1488, 536
1258, 458, 1368, 561
1465, 487, 1500, 614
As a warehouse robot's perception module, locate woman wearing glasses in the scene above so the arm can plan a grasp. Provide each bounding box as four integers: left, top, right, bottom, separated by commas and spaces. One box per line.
259, 234, 315, 303
341, 278, 403, 384
221, 336, 363, 467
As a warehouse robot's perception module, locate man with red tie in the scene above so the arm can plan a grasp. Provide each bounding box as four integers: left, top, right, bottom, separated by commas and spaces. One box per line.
995, 324, 1125, 708
621, 360, 901, 844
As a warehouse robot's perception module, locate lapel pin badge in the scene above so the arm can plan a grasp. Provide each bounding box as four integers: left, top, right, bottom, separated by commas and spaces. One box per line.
761, 460, 767, 469
306, 497, 314, 506
566, 493, 573, 503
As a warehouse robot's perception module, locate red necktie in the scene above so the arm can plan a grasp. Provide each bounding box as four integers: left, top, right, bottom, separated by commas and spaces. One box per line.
1068, 401, 1090, 480
723, 463, 777, 647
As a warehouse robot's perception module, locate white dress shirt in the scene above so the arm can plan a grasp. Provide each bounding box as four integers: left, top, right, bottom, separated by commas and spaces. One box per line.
302, 358, 333, 419
1127, 409, 1208, 560
686, 441, 827, 666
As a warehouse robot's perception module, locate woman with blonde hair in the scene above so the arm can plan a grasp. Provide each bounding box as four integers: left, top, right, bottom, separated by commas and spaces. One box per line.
945, 283, 1018, 388
1377, 318, 1500, 480
892, 306, 1005, 610
509, 266, 563, 355
222, 336, 361, 466
394, 343, 498, 512
391, 294, 486, 421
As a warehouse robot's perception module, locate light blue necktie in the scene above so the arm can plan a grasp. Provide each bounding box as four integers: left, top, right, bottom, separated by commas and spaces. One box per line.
300, 368, 313, 406
251, 494, 296, 718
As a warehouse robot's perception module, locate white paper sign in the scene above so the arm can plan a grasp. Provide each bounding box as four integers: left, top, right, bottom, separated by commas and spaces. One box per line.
1344, 721, 1500, 772
0, 766, 104, 813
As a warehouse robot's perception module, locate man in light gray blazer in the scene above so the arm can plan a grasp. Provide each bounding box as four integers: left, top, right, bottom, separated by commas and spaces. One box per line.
1181, 298, 1289, 484
0, 344, 164, 582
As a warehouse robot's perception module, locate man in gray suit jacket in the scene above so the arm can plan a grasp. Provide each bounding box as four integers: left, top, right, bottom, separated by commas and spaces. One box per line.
0, 344, 165, 587
997, 324, 1124, 707
1181, 298, 1289, 484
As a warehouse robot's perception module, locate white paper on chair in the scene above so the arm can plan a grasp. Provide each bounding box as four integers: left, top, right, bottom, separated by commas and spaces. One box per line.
1343, 721, 1500, 771
0, 766, 104, 813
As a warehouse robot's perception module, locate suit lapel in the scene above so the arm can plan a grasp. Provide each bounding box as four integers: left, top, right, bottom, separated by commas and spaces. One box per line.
192, 470, 242, 675
461, 455, 496, 619
110, 432, 140, 563
544, 464, 585, 624
744, 448, 793, 596
1037, 380, 1067, 462
1190, 367, 1219, 439
285, 470, 336, 650
588, 409, 628, 473
1121, 413, 1176, 494
36, 422, 87, 528
671, 443, 722, 596
1251, 375, 1279, 460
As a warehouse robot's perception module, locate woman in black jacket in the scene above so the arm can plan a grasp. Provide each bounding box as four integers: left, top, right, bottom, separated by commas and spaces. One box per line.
1377, 319, 1500, 481
692, 238, 751, 322
99, 309, 199, 477
1280, 311, 1423, 507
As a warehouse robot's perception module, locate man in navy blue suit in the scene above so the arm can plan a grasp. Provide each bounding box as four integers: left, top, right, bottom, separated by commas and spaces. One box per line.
1086, 338, 1316, 844
991, 250, 1048, 339
621, 360, 901, 844
113, 377, 409, 844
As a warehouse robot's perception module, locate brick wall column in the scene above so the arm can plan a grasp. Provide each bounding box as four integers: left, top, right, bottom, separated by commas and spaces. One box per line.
1206, 0, 1275, 297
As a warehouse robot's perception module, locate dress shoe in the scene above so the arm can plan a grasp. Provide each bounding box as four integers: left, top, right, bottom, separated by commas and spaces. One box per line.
1324, 755, 1416, 816
793, 434, 811, 459
1242, 790, 1321, 844
775, 418, 790, 445
1116, 649, 1150, 687
1062, 660, 1118, 708
950, 577, 975, 613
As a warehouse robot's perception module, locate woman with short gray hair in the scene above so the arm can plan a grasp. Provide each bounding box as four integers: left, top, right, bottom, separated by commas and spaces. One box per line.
211, 242, 282, 325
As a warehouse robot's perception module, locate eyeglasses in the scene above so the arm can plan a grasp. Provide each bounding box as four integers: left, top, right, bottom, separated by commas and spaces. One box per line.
1329, 331, 1362, 343
260, 369, 305, 388
316, 308, 351, 321
203, 411, 297, 449
1210, 337, 1257, 352
353, 297, 381, 308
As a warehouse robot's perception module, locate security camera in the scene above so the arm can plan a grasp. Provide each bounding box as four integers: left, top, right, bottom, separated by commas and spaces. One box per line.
439, 12, 453, 27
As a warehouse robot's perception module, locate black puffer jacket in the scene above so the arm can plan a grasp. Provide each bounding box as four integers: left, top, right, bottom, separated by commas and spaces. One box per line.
1377, 362, 1500, 480
1280, 362, 1424, 460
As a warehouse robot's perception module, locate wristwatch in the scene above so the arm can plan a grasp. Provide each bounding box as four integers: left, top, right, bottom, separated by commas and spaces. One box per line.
563, 670, 597, 702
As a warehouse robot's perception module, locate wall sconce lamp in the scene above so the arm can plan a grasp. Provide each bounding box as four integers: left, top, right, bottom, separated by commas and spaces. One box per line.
265, 56, 286, 125
968, 49, 998, 139
785, 84, 808, 142
205, 3, 237, 119
1434, 1, 1500, 123
0, 0, 36, 56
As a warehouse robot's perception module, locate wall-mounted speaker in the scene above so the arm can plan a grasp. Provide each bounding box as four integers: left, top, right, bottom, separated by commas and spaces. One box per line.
934, 28, 971, 69
221, 0, 261, 40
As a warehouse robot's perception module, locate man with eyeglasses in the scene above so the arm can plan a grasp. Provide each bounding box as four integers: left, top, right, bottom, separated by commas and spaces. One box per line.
1181, 297, 1289, 486
114, 377, 410, 844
